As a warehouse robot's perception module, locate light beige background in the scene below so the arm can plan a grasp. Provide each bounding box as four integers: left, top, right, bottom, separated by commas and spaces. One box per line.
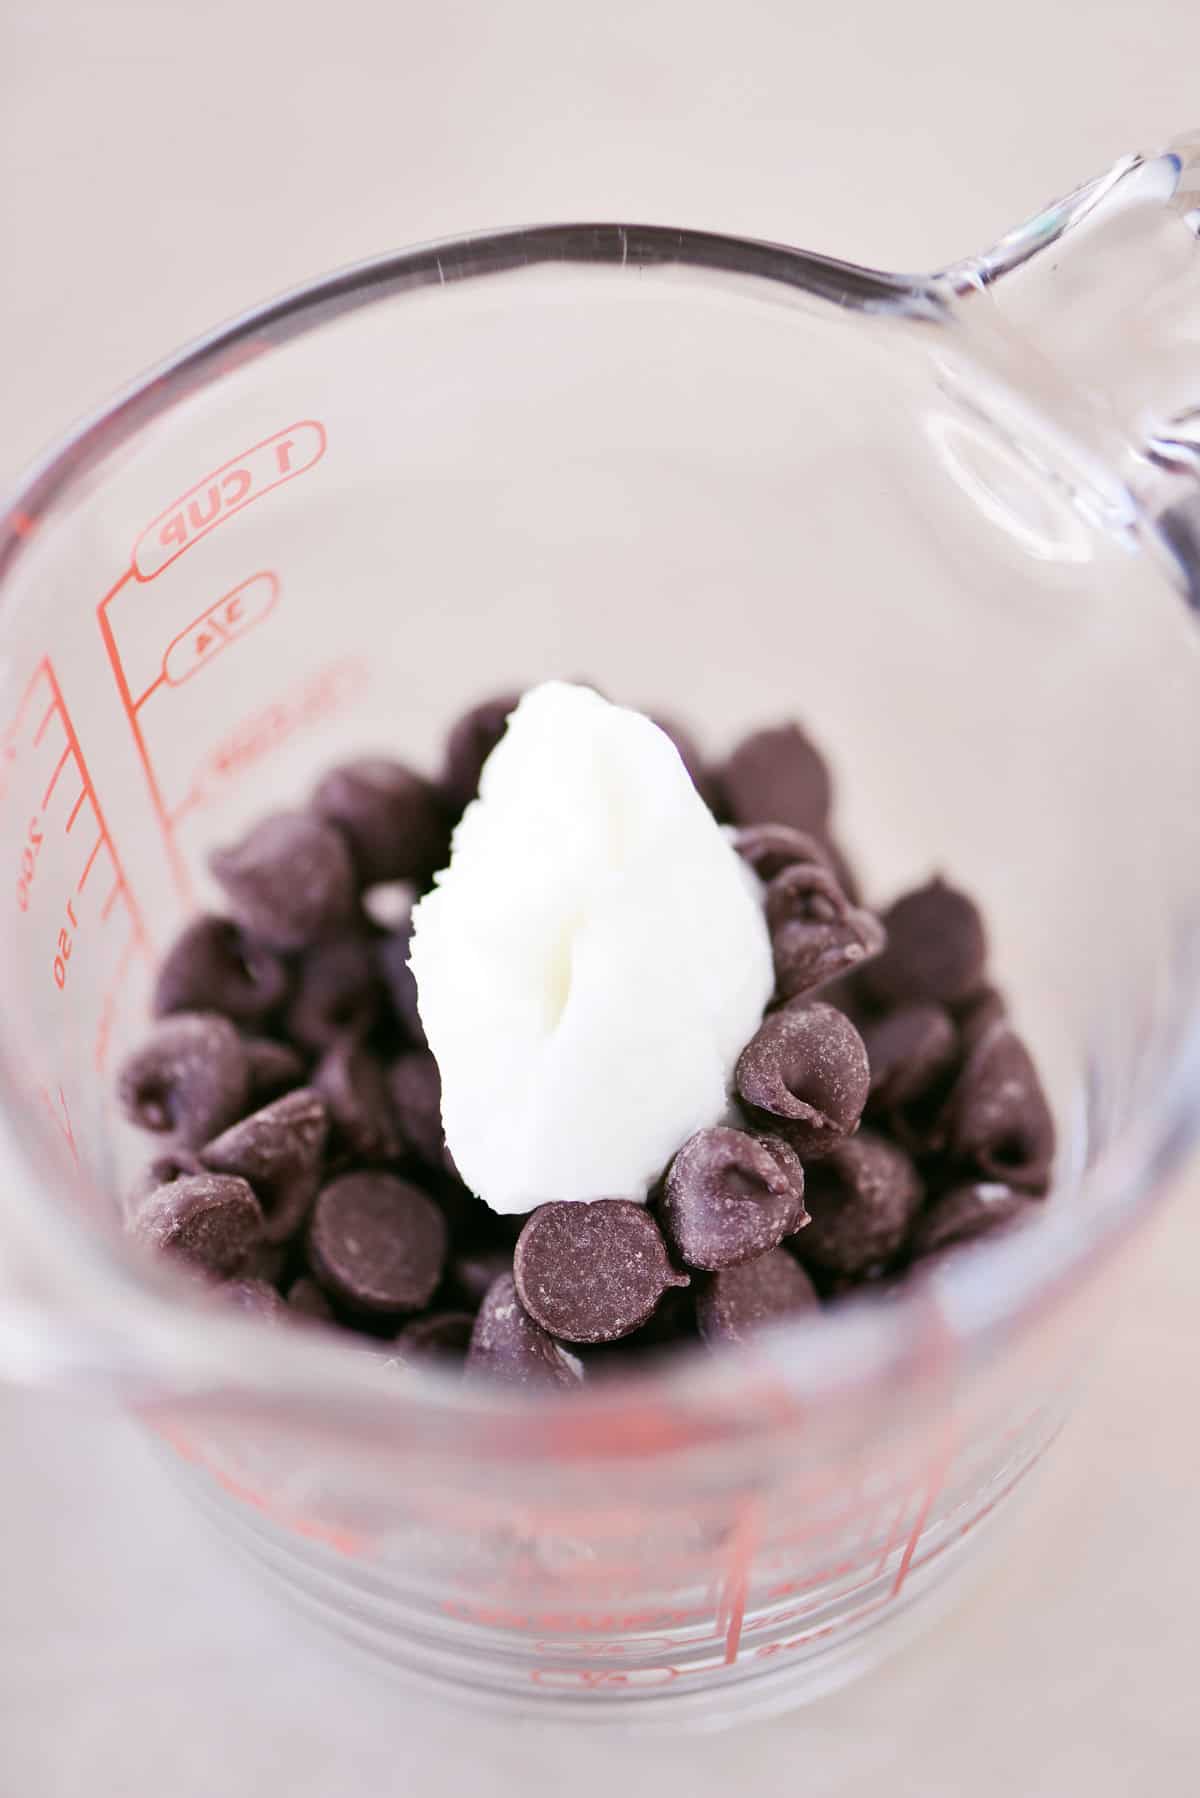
2, 2, 1199, 1792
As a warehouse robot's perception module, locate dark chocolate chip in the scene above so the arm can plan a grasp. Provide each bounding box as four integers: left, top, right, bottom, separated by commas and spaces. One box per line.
513, 1200, 688, 1343
286, 1275, 336, 1324
862, 1001, 959, 1111
732, 823, 837, 884
219, 1277, 287, 1321
442, 692, 521, 813
307, 1172, 447, 1315
285, 933, 381, 1050
450, 1245, 516, 1306
909, 1180, 1034, 1260
153, 914, 289, 1025
243, 1036, 308, 1106
209, 811, 357, 951
377, 919, 425, 1047
393, 1310, 475, 1362
939, 1021, 1055, 1194
246, 1241, 289, 1285
313, 1034, 403, 1164
660, 1126, 807, 1271
695, 1248, 819, 1347
765, 861, 885, 1001
955, 984, 1008, 1051
861, 877, 987, 1008
118, 1013, 251, 1147
201, 1087, 330, 1245
736, 1001, 870, 1158
793, 1132, 923, 1279
718, 723, 833, 837
389, 1050, 453, 1172
128, 1173, 261, 1276
128, 1148, 205, 1211
466, 1273, 583, 1389
312, 757, 449, 886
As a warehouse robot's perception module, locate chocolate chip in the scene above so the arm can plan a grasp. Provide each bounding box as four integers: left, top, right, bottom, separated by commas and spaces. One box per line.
153, 914, 289, 1025
862, 1001, 958, 1111
765, 861, 885, 1001
219, 1277, 287, 1321
286, 1275, 336, 1324
243, 1037, 308, 1106
909, 1180, 1034, 1260
377, 919, 425, 1046
513, 1201, 688, 1343
660, 1126, 807, 1271
128, 1147, 205, 1211
201, 1088, 329, 1245
389, 1050, 453, 1172
732, 823, 836, 884
695, 1248, 819, 1346
128, 1173, 261, 1276
393, 1310, 475, 1362
118, 1013, 251, 1147
312, 757, 449, 886
718, 723, 833, 837
286, 933, 381, 1050
794, 1132, 923, 1279
466, 1273, 583, 1389
861, 877, 987, 1008
450, 1245, 515, 1306
307, 1172, 447, 1315
314, 1034, 402, 1164
209, 811, 357, 951
955, 984, 1008, 1051
736, 1002, 870, 1158
246, 1241, 289, 1285
442, 692, 520, 813
939, 1021, 1055, 1193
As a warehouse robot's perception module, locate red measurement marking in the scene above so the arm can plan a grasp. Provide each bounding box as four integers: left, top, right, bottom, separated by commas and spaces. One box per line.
135, 570, 280, 706
177, 656, 368, 816
96, 570, 192, 904
76, 834, 104, 894
131, 423, 325, 580
890, 1425, 956, 1601
66, 788, 87, 833
40, 742, 71, 811
154, 1423, 364, 1558
3, 657, 149, 953
717, 1498, 760, 1666
32, 700, 56, 747
38, 1085, 78, 1168
100, 879, 122, 923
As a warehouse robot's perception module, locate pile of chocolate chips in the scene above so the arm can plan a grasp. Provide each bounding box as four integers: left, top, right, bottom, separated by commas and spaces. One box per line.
117, 698, 1055, 1389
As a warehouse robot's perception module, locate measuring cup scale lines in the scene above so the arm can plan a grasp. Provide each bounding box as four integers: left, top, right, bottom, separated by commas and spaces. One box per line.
0, 656, 149, 1101
92, 420, 369, 905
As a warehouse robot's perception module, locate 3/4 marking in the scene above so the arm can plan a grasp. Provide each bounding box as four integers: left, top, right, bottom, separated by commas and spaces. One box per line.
148, 570, 280, 700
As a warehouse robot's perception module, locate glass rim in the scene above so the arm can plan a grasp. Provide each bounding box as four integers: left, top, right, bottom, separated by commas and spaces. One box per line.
0, 140, 1196, 1454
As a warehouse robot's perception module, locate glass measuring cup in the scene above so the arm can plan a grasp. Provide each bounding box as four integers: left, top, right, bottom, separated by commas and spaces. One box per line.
1, 134, 1199, 1727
